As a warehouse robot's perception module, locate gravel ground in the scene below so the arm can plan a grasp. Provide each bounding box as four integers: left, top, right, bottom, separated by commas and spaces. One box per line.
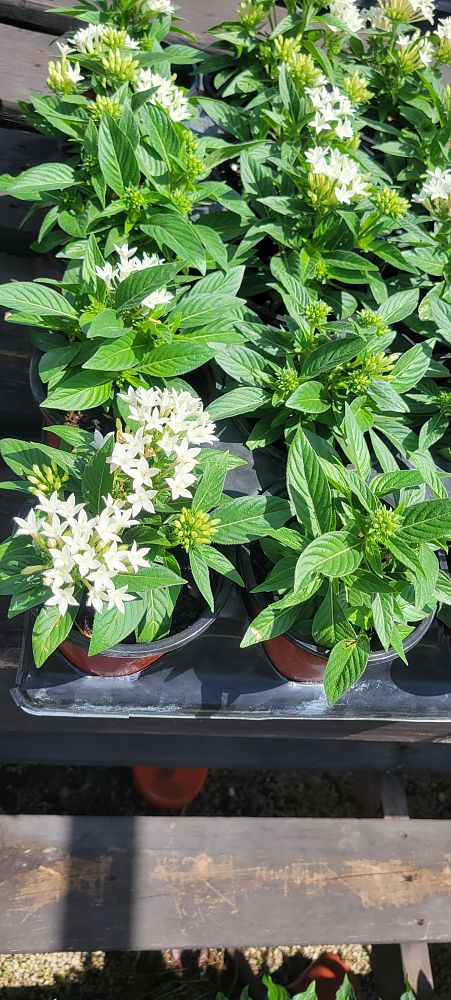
0, 764, 450, 999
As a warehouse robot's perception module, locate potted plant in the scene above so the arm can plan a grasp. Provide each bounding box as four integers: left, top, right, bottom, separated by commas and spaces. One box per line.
240, 427, 451, 703
0, 387, 290, 674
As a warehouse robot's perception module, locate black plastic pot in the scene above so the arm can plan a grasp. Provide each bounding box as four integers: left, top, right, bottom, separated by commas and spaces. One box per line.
41, 571, 232, 678
239, 545, 436, 684
29, 350, 65, 441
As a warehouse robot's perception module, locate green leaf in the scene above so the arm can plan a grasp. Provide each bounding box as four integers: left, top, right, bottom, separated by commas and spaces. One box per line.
401, 500, 451, 544
207, 386, 271, 420
294, 530, 363, 592
341, 404, 371, 480
136, 586, 176, 642
0, 282, 76, 318
44, 371, 113, 410
214, 496, 290, 544
287, 427, 334, 537
370, 470, 426, 496
32, 602, 78, 667
252, 554, 298, 593
98, 114, 140, 196
201, 546, 244, 586
81, 436, 114, 515
286, 380, 330, 414
0, 438, 75, 476
301, 337, 362, 378
114, 262, 181, 311
312, 585, 356, 647
189, 547, 214, 611
385, 533, 427, 577
141, 342, 215, 377
143, 215, 206, 274
1, 162, 75, 200
323, 636, 370, 705
372, 593, 394, 650
377, 288, 419, 325
214, 346, 267, 385
89, 597, 147, 655
82, 333, 144, 372
114, 564, 185, 593
390, 343, 431, 393
241, 598, 299, 647
192, 455, 228, 513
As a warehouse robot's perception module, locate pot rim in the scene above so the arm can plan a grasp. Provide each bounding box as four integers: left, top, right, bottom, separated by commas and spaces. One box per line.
239, 544, 436, 666
31, 570, 232, 660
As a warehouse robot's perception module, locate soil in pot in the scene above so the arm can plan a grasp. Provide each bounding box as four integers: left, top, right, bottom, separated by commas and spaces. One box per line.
59, 556, 229, 677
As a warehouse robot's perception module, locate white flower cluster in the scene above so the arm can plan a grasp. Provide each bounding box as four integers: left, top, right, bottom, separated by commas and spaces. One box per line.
407, 0, 435, 21
438, 15, 451, 40
329, 0, 365, 32
306, 146, 368, 203
66, 23, 139, 54
413, 166, 451, 208
15, 494, 149, 617
135, 70, 191, 121
306, 84, 356, 140
145, 0, 175, 11
111, 386, 217, 507
363, 5, 391, 27
396, 29, 435, 63
95, 243, 173, 313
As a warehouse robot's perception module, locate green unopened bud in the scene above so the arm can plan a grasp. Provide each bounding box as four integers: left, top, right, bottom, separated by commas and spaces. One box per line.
237, 0, 266, 30
343, 70, 373, 104
26, 461, 68, 498
274, 365, 302, 402
286, 52, 324, 89
172, 508, 220, 552
304, 299, 331, 328
373, 186, 409, 219
357, 308, 390, 336
366, 506, 401, 546
89, 94, 123, 120
47, 56, 83, 95
100, 48, 139, 85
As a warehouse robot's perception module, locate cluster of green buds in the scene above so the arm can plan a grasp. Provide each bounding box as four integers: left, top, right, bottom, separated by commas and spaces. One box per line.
304, 299, 331, 329
172, 509, 220, 552
273, 365, 302, 403
89, 94, 124, 120
237, 0, 267, 32
123, 186, 147, 222
169, 190, 194, 213
343, 71, 373, 105
372, 187, 409, 220
365, 506, 401, 547
286, 52, 326, 90
326, 351, 397, 394
379, 0, 426, 23
437, 389, 451, 417
357, 309, 391, 337
47, 53, 84, 95
396, 32, 435, 73
100, 48, 139, 85
27, 462, 69, 498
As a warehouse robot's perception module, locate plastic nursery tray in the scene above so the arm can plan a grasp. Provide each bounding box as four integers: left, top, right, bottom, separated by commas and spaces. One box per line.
13, 586, 451, 724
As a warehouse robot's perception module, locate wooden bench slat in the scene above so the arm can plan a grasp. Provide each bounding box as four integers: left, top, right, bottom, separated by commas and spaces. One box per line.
1, 815, 451, 952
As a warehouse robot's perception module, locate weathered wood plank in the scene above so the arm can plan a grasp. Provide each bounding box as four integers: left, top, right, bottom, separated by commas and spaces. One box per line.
0, 0, 77, 33
0, 253, 41, 429
0, 23, 56, 124
1, 815, 451, 952
0, 130, 59, 247
0, 0, 240, 38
